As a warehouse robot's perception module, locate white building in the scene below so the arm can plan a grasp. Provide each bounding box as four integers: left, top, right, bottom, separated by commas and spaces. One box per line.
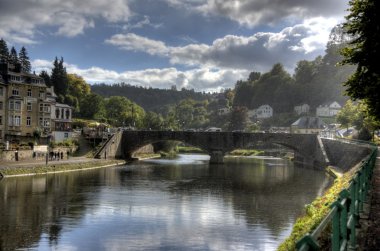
294, 104, 310, 115
248, 104, 273, 120
51, 103, 72, 142
316, 101, 341, 117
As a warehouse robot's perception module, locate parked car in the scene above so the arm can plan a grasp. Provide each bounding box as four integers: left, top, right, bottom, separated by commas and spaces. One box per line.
205, 127, 222, 132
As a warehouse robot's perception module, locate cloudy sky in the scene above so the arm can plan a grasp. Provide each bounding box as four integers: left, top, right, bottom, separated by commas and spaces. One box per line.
0, 0, 349, 92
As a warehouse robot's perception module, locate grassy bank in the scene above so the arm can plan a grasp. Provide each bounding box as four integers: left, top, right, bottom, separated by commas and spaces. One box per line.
228, 149, 264, 156
177, 146, 205, 154
277, 165, 358, 251
0, 159, 126, 177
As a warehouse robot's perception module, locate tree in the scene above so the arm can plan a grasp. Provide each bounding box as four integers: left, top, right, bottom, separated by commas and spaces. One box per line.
39, 70, 51, 87
51, 57, 68, 97
67, 74, 91, 101
105, 96, 145, 128
18, 46, 31, 72
337, 100, 357, 130
9, 46, 18, 65
0, 38, 9, 62
80, 93, 105, 119
228, 106, 248, 131
342, 0, 380, 121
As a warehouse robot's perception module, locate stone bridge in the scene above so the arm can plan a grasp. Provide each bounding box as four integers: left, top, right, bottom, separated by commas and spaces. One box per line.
119, 131, 329, 168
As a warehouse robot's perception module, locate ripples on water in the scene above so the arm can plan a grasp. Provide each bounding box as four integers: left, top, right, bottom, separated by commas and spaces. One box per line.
0, 154, 330, 251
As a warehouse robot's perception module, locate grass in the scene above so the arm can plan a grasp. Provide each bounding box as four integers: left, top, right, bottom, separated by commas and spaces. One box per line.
177, 146, 205, 153
0, 159, 125, 177
277, 166, 358, 251
228, 149, 264, 156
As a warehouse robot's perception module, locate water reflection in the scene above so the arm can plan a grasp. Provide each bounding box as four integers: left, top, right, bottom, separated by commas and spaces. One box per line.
0, 154, 330, 251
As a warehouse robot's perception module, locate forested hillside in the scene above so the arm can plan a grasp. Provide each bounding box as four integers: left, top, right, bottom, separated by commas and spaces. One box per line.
233, 26, 354, 111
91, 83, 210, 112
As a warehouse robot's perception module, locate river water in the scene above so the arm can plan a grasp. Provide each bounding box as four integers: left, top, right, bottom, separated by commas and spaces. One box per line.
0, 154, 330, 251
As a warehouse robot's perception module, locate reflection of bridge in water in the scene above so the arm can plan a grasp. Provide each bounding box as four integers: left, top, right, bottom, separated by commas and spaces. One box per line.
96, 130, 372, 169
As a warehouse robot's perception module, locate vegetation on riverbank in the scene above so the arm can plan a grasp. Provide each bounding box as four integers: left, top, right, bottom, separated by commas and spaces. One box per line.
277, 165, 359, 251
228, 149, 264, 156
159, 150, 178, 159
0, 159, 125, 177
177, 146, 205, 154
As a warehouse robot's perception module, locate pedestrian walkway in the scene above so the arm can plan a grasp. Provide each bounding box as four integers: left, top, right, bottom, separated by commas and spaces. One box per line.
0, 156, 102, 170
360, 148, 380, 250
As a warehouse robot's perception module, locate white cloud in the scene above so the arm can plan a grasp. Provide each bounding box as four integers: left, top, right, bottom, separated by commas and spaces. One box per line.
166, 0, 348, 27
0, 0, 132, 44
32, 59, 248, 92
106, 17, 338, 72
105, 33, 169, 56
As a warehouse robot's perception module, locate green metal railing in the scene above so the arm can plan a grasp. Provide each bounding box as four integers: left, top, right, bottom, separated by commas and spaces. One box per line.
296, 142, 378, 251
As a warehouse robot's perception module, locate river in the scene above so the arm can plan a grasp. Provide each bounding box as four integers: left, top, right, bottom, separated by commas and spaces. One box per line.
0, 154, 330, 251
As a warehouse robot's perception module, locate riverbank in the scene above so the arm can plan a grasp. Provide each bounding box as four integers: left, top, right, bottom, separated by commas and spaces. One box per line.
0, 158, 127, 178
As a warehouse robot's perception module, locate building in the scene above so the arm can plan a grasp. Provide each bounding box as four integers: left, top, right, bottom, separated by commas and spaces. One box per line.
0, 75, 6, 141
217, 107, 230, 116
316, 101, 341, 117
52, 102, 73, 142
291, 116, 326, 134
248, 104, 273, 120
0, 62, 72, 143
294, 104, 310, 115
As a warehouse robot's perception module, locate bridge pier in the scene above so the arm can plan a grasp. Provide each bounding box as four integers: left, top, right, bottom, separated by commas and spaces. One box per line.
209, 150, 224, 164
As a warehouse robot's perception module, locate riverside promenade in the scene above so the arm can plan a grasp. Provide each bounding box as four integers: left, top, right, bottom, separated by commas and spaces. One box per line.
360, 147, 380, 250
0, 157, 126, 178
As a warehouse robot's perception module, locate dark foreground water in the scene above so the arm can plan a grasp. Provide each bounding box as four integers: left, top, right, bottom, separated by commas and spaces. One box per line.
0, 154, 330, 251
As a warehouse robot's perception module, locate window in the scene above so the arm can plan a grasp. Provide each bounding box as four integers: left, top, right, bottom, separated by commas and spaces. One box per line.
55, 108, 60, 119
64, 132, 69, 138
27, 89, 32, 97
14, 116, 21, 126
61, 109, 64, 119
39, 117, 50, 127
39, 103, 50, 112
0, 87, 3, 96
9, 100, 21, 111
0, 130, 2, 138
12, 88, 19, 96
8, 115, 21, 126
27, 102, 32, 111
0, 115, 2, 125
39, 91, 45, 99
66, 109, 70, 119
26, 116, 31, 126
0, 101, 2, 110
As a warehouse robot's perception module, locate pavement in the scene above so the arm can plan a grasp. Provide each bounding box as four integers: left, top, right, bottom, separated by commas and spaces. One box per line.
0, 156, 104, 170
358, 148, 380, 250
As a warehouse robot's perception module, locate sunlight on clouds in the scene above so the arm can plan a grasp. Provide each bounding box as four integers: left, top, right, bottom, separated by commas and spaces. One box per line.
31, 59, 248, 92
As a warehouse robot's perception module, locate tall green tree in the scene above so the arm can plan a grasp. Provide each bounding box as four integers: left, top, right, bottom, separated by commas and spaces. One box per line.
80, 93, 105, 119
39, 70, 51, 87
0, 38, 9, 62
342, 0, 380, 121
18, 46, 31, 72
9, 46, 18, 65
51, 57, 68, 98
228, 106, 248, 131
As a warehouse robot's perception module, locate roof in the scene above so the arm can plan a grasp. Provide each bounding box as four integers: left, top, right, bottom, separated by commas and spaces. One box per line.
55, 103, 72, 108
292, 116, 326, 129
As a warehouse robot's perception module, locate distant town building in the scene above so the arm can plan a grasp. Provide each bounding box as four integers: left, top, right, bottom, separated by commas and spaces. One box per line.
316, 101, 342, 117
0, 61, 72, 143
294, 104, 310, 115
291, 116, 326, 134
217, 107, 230, 116
248, 104, 273, 120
